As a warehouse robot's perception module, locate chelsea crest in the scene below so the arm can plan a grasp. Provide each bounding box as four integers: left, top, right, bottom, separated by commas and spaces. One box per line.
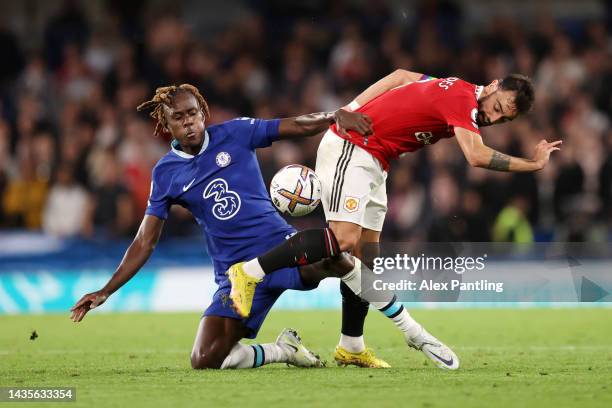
216, 152, 231, 167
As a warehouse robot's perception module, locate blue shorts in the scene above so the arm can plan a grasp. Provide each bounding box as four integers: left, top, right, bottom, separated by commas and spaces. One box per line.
203, 266, 318, 339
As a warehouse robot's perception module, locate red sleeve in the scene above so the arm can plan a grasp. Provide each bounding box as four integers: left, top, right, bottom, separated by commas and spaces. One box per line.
439, 95, 481, 135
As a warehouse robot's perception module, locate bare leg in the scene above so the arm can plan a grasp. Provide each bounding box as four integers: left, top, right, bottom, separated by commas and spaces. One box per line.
190, 316, 247, 369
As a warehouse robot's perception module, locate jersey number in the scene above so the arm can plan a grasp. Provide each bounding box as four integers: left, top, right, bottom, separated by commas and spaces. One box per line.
203, 178, 241, 220
438, 77, 458, 90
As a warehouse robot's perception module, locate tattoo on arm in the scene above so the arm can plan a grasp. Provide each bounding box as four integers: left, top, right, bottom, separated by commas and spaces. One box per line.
487, 151, 511, 171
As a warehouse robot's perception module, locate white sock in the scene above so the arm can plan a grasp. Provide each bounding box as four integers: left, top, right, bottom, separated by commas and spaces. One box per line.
260, 343, 290, 364
243, 258, 265, 280
339, 334, 366, 353
340, 257, 362, 296
220, 343, 254, 369
371, 296, 422, 339
341, 257, 422, 340
220, 342, 289, 369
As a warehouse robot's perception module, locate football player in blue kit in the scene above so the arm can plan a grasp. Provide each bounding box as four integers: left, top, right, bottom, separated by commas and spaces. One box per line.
70, 84, 375, 369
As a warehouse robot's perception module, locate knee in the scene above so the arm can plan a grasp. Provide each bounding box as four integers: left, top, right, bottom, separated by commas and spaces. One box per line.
325, 253, 355, 277
191, 342, 231, 370
191, 349, 220, 369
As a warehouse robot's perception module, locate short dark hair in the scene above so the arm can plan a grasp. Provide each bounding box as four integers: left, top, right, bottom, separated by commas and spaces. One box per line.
498, 74, 535, 115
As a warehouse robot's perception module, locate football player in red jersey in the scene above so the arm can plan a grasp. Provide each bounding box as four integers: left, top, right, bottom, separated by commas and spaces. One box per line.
228, 70, 561, 370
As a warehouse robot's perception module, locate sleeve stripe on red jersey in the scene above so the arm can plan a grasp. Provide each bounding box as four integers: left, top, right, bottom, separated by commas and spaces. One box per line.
419, 74, 437, 81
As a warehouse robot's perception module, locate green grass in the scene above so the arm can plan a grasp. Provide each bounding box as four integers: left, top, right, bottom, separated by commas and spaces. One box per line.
1, 309, 611, 408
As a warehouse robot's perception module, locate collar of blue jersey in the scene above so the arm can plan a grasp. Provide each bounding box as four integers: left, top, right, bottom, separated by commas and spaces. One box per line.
170, 130, 210, 159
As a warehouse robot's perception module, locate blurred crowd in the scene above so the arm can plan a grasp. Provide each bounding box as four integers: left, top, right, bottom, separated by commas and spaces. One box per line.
0, 0, 610, 243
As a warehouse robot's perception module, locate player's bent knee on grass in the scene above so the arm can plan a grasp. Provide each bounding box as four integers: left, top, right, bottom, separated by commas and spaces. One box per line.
191, 316, 246, 370
191, 341, 236, 369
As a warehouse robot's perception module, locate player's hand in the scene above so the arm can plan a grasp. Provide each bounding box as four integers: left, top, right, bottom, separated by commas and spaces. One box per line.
334, 109, 373, 137
532, 139, 562, 169
70, 290, 109, 322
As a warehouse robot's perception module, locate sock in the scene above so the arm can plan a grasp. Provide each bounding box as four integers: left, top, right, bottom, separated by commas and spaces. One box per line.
341, 257, 422, 340
340, 261, 362, 296
243, 258, 265, 280
339, 334, 366, 353
260, 343, 291, 364
340, 280, 369, 337
370, 295, 422, 339
220, 343, 254, 369
220, 342, 290, 369
247, 228, 339, 277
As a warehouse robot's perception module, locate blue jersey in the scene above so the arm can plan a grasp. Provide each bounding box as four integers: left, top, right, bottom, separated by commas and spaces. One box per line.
145, 118, 295, 283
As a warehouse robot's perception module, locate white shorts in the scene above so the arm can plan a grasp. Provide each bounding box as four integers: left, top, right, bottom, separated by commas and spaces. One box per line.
315, 130, 388, 231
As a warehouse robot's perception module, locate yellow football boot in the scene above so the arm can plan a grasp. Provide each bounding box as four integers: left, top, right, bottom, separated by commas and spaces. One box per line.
334, 345, 391, 368
227, 262, 262, 318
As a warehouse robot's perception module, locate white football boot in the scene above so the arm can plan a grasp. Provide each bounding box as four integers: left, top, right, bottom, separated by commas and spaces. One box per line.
276, 328, 325, 368
407, 327, 460, 370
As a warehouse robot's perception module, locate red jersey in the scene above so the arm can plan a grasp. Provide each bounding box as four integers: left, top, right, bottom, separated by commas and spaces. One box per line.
330, 77, 482, 170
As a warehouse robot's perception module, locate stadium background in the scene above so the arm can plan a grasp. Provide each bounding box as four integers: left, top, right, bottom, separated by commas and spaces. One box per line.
0, 0, 610, 314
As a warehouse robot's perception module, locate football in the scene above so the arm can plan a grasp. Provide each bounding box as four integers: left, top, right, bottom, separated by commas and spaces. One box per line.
270, 164, 322, 216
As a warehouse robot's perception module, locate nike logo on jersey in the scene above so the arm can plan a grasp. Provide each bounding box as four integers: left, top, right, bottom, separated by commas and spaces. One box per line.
183, 178, 196, 192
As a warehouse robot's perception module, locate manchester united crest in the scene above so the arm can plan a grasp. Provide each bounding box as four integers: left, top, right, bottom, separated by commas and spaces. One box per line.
343, 196, 360, 213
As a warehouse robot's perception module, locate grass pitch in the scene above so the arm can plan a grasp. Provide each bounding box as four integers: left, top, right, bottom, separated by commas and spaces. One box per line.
1, 309, 611, 408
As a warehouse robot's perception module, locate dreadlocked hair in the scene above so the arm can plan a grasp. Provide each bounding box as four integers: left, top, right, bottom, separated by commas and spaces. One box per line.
136, 84, 210, 137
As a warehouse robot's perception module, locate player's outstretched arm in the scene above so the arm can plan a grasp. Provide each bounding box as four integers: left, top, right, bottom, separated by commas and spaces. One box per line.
455, 127, 561, 172
70, 215, 165, 322
346, 69, 426, 110
278, 109, 373, 139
